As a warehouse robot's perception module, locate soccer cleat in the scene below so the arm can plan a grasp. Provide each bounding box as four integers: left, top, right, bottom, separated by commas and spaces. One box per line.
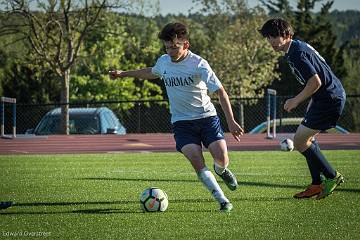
293, 184, 322, 198
219, 202, 233, 213
214, 165, 238, 191
316, 172, 344, 200
0, 201, 13, 210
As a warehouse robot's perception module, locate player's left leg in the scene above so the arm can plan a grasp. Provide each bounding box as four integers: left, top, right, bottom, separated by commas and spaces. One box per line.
208, 140, 238, 191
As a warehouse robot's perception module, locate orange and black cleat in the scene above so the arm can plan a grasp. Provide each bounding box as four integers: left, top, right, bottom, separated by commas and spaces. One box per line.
293, 184, 322, 199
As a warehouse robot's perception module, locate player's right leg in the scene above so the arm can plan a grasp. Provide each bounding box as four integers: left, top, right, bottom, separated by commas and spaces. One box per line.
199, 116, 238, 191
293, 125, 323, 198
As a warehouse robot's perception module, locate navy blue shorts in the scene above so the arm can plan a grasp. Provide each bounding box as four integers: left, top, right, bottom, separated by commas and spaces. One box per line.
172, 116, 225, 152
302, 97, 346, 131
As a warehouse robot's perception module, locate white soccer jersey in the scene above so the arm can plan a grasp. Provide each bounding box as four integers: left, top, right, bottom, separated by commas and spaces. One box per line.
152, 51, 222, 123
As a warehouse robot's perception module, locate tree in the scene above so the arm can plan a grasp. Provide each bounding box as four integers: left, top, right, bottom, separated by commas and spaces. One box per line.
208, 16, 280, 98
71, 13, 163, 104
330, 10, 360, 46
342, 39, 360, 94
341, 38, 360, 132
0, 0, 132, 134
0, 33, 62, 103
260, 0, 294, 20
192, 0, 247, 42
1, 56, 62, 103
191, 0, 280, 97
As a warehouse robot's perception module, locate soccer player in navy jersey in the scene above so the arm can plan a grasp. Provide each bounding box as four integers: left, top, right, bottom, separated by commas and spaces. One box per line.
0, 201, 12, 210
259, 18, 346, 199
109, 22, 244, 212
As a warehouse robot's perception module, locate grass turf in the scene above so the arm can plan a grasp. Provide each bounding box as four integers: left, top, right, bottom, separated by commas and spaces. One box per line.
0, 150, 359, 239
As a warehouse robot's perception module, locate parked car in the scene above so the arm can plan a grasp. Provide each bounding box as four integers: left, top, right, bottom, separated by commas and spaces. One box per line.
26, 107, 126, 135
249, 117, 349, 134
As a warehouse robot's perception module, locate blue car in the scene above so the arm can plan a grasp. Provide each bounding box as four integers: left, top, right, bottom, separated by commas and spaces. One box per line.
26, 107, 126, 135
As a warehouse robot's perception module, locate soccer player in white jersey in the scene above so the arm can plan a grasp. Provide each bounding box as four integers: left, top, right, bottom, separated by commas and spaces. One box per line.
109, 22, 244, 212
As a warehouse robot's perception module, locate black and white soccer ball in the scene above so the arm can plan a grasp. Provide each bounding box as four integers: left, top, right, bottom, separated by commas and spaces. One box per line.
140, 187, 168, 212
280, 138, 294, 151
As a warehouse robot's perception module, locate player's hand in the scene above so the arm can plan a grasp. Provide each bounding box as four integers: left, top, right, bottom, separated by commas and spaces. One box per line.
109, 70, 122, 79
284, 98, 299, 112
228, 120, 244, 142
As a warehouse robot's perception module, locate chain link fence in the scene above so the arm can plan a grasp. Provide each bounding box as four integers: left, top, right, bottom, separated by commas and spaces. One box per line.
1, 95, 359, 135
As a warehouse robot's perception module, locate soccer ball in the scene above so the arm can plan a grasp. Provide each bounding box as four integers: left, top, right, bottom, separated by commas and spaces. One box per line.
140, 187, 168, 212
280, 138, 294, 151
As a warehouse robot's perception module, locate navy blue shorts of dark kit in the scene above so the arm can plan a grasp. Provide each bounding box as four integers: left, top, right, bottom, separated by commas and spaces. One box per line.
172, 116, 225, 152
301, 97, 346, 131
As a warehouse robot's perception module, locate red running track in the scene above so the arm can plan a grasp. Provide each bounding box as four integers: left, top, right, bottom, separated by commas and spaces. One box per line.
0, 133, 360, 155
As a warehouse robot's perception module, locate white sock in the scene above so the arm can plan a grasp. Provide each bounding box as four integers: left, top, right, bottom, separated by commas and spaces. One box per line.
214, 162, 228, 175
197, 167, 229, 204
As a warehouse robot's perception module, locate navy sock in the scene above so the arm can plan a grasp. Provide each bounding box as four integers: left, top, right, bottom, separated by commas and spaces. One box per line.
301, 147, 322, 185
309, 143, 336, 179
312, 140, 327, 181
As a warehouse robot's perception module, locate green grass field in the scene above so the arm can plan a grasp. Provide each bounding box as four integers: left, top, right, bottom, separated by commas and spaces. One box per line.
1, 150, 359, 240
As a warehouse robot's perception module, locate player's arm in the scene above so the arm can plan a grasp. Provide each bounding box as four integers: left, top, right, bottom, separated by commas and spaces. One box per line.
216, 86, 244, 141
109, 67, 158, 80
284, 74, 321, 112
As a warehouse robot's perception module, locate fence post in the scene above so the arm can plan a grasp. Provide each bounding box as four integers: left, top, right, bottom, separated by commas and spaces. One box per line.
0, 100, 3, 137
238, 102, 244, 130
137, 102, 141, 133
1, 97, 16, 138
266, 89, 277, 139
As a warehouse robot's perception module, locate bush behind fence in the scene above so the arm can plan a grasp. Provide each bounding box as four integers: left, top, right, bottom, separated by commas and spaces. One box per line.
2, 95, 360, 134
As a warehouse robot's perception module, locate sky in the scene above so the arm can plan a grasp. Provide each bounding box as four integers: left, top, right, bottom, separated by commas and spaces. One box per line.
152, 0, 360, 16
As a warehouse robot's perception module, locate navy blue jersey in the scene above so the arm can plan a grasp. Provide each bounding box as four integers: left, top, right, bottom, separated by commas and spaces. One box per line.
285, 39, 345, 101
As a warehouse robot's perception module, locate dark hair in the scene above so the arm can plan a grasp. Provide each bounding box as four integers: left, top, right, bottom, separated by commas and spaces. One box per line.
258, 18, 294, 38
158, 22, 189, 42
